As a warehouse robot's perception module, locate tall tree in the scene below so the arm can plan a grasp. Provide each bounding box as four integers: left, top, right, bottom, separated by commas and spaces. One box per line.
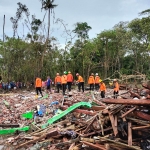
73, 22, 92, 77
40, 0, 57, 39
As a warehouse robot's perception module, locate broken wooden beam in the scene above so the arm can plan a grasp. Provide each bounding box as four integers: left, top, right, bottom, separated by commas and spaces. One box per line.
16, 129, 59, 149
128, 122, 132, 146
61, 106, 97, 116
0, 124, 19, 128
81, 141, 106, 150
102, 99, 150, 105
121, 107, 137, 118
134, 111, 150, 121
108, 112, 118, 136
132, 125, 150, 130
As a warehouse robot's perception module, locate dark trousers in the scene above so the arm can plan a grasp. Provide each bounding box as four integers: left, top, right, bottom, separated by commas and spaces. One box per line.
101, 91, 105, 98
90, 84, 94, 91
62, 84, 67, 95
36, 87, 43, 97
67, 82, 72, 91
78, 82, 84, 92
95, 83, 99, 91
56, 84, 61, 93
114, 91, 119, 99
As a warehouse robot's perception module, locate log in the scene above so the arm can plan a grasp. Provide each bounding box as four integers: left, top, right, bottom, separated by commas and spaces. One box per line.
102, 99, 150, 105
134, 111, 150, 121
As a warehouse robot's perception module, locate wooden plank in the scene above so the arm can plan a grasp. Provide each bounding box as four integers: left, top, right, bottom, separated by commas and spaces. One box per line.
128, 122, 132, 146
121, 107, 136, 118
102, 99, 150, 105
109, 112, 118, 136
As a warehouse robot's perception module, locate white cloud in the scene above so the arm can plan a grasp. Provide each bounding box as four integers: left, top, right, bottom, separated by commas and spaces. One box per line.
0, 0, 150, 45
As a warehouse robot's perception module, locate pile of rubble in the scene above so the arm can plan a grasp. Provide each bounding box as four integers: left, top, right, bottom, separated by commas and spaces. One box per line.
0, 81, 150, 150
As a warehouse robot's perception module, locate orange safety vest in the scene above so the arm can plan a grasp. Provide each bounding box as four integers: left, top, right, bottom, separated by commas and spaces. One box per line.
88, 76, 95, 84
114, 82, 119, 92
67, 74, 73, 82
35, 78, 42, 87
61, 75, 67, 84
77, 75, 84, 82
95, 76, 100, 84
55, 76, 61, 84
100, 82, 106, 91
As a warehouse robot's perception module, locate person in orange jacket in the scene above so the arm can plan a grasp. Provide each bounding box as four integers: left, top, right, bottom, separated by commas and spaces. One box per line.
35, 76, 43, 97
67, 71, 73, 91
88, 73, 95, 91
76, 73, 84, 92
113, 79, 119, 99
55, 73, 61, 93
61, 71, 67, 95
95, 73, 100, 91
99, 79, 106, 98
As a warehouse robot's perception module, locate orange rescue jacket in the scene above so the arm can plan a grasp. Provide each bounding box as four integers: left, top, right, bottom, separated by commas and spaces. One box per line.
95, 76, 100, 84
61, 75, 67, 84
77, 75, 84, 82
114, 82, 119, 92
100, 82, 106, 91
88, 76, 95, 84
35, 77, 42, 87
67, 74, 73, 82
55, 76, 61, 84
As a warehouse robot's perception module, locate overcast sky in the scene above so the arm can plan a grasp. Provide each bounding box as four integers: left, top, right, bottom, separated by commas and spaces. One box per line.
0, 0, 149, 47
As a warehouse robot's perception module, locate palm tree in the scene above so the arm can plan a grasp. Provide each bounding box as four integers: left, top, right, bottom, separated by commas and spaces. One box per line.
40, 0, 57, 39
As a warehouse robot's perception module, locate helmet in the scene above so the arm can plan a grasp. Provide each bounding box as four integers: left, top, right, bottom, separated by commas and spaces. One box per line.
56, 73, 59, 76
91, 73, 94, 76
68, 71, 71, 74
64, 71, 67, 74
99, 79, 102, 82
76, 73, 79, 76
113, 79, 117, 82
95, 73, 98, 76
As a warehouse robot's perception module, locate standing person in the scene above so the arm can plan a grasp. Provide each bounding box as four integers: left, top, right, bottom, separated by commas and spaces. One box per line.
88, 73, 95, 91
113, 79, 119, 99
46, 76, 52, 93
99, 80, 106, 98
61, 71, 67, 95
67, 71, 73, 91
95, 73, 100, 91
76, 73, 84, 92
35, 76, 43, 97
55, 73, 61, 93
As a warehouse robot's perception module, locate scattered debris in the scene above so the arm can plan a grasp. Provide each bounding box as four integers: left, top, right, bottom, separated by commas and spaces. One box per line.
0, 81, 150, 149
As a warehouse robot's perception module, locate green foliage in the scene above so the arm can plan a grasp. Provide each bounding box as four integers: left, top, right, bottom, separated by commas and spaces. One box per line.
73, 22, 92, 40
1, 5, 150, 83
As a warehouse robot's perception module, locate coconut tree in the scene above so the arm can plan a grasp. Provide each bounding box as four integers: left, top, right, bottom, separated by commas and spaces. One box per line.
39, 0, 57, 75
40, 0, 57, 39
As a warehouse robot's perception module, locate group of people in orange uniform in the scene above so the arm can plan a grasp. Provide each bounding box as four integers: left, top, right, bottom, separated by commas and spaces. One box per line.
55, 71, 73, 95
87, 73, 106, 98
35, 72, 119, 98
87, 73, 119, 98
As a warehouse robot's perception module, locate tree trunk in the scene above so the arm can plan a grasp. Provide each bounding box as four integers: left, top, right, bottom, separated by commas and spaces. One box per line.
104, 39, 108, 79
48, 8, 50, 39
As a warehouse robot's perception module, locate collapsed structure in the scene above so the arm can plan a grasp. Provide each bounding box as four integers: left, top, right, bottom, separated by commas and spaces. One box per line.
0, 81, 150, 150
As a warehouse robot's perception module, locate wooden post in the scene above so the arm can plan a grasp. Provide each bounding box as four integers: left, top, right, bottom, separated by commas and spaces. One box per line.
128, 122, 132, 146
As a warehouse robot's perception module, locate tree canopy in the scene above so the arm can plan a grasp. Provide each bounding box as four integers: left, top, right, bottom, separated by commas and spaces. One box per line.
1, 3, 150, 83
